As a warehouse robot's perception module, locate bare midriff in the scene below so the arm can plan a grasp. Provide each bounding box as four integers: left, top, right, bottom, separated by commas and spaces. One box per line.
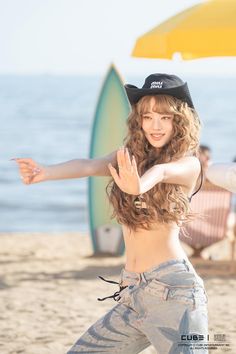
122, 222, 188, 274
121, 184, 198, 275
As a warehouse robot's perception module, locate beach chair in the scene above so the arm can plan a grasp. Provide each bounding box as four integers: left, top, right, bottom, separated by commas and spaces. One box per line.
179, 180, 235, 263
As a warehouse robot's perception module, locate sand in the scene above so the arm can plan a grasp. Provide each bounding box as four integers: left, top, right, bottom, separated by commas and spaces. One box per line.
0, 232, 236, 354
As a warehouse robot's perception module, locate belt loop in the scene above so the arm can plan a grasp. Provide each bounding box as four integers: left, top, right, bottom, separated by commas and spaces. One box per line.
142, 272, 147, 283
163, 287, 169, 301
183, 259, 190, 271
138, 272, 147, 284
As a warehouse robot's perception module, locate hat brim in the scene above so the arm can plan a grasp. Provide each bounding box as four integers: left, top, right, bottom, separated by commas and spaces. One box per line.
124, 83, 194, 108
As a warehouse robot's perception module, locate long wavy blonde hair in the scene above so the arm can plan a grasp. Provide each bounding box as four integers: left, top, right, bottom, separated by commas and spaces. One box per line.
106, 94, 201, 231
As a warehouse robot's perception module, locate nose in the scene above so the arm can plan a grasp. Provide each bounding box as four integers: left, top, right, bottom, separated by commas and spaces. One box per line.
152, 117, 162, 130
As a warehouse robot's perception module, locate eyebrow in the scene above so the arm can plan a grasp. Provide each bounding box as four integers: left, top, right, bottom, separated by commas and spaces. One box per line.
142, 111, 173, 115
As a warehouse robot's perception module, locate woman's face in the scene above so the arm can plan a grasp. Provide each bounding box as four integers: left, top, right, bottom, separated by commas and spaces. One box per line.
141, 97, 174, 150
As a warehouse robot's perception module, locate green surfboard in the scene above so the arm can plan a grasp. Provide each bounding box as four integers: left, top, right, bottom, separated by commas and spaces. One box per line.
88, 64, 130, 255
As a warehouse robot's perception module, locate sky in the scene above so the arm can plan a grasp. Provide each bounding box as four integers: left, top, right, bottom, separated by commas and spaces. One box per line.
1, 0, 236, 77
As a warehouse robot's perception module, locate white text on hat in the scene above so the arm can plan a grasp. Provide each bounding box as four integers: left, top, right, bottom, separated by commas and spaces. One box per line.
150, 81, 163, 89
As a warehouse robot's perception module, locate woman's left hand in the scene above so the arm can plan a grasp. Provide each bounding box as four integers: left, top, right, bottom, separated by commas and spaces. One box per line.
108, 148, 141, 195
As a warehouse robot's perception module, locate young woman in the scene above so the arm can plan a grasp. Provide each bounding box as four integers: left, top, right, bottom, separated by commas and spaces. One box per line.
13, 73, 208, 354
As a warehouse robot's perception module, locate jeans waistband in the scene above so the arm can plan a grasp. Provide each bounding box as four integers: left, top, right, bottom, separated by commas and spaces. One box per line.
120, 258, 204, 287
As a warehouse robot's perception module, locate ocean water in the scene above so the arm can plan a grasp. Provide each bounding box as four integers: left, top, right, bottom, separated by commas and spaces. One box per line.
1, 74, 235, 232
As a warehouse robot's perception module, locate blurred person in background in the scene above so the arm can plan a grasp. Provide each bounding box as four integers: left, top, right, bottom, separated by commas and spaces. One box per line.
198, 145, 211, 175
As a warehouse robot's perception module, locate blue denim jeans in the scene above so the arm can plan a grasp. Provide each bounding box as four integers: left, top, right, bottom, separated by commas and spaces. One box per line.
67, 258, 208, 354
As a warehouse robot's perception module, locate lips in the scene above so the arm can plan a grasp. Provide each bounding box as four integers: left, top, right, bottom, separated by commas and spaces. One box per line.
150, 133, 165, 141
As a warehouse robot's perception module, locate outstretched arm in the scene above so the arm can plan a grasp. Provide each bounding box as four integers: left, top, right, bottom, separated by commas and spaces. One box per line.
12, 151, 117, 185
139, 156, 200, 194
108, 148, 200, 195
206, 163, 236, 193
45, 151, 117, 179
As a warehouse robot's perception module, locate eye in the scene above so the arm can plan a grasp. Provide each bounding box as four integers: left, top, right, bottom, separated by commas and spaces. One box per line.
143, 115, 152, 120
162, 116, 172, 120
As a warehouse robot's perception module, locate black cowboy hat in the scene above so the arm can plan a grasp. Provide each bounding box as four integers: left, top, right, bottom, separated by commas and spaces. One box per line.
124, 73, 194, 108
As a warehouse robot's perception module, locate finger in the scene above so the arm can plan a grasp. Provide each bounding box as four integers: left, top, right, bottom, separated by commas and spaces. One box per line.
20, 166, 41, 174
16, 161, 31, 167
108, 163, 119, 178
11, 158, 34, 164
20, 171, 31, 179
117, 148, 126, 170
125, 148, 132, 170
132, 155, 138, 174
28, 175, 35, 184
19, 169, 32, 177
30, 167, 41, 174
19, 167, 30, 173
16, 161, 34, 169
108, 164, 121, 185
32, 169, 41, 175
21, 175, 30, 184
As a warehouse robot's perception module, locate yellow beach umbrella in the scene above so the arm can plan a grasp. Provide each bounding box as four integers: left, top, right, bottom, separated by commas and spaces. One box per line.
132, 0, 236, 59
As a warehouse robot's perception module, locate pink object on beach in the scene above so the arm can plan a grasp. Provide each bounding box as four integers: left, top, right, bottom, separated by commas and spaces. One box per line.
180, 181, 232, 253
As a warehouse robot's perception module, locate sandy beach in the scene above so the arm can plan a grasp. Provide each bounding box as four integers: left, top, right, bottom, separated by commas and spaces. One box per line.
0, 232, 236, 354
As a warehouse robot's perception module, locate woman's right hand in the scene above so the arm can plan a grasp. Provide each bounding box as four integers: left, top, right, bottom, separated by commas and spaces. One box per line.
12, 158, 48, 185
